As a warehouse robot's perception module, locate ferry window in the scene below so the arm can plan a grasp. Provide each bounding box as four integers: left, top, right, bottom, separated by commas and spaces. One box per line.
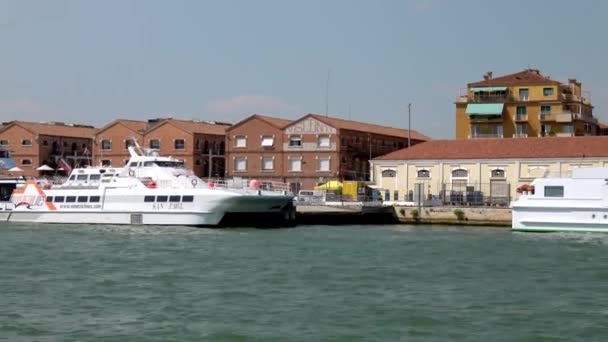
182, 195, 193, 202
544, 186, 564, 197
46, 196, 53, 202
69, 175, 76, 181
144, 162, 154, 167
77, 175, 88, 181
101, 140, 111, 150
54, 196, 65, 203
129, 162, 138, 167
169, 195, 181, 202
144, 196, 155, 203
21, 139, 32, 146
66, 196, 76, 203
90, 174, 101, 181
156, 195, 168, 202
174, 139, 186, 150
77, 196, 88, 203
89, 196, 100, 203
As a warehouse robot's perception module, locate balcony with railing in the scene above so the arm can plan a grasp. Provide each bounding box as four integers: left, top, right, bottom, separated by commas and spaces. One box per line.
515, 114, 528, 121
469, 124, 503, 139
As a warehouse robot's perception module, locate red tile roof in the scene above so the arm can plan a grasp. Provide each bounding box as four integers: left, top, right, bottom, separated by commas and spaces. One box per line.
375, 136, 608, 161
0, 121, 97, 138
307, 114, 430, 141
160, 119, 230, 135
469, 69, 561, 87
96, 119, 149, 135
226, 114, 292, 131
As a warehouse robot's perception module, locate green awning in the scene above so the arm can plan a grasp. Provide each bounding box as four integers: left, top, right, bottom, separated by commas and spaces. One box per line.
466, 103, 504, 116
470, 86, 507, 92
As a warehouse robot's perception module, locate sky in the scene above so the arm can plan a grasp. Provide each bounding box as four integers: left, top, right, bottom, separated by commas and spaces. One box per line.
0, 0, 607, 139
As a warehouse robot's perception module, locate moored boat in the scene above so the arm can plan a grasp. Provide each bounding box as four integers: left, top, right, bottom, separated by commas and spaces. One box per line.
511, 167, 608, 232
5, 147, 295, 227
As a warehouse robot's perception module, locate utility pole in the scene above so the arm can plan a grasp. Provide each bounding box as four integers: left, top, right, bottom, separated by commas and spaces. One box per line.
408, 103, 412, 148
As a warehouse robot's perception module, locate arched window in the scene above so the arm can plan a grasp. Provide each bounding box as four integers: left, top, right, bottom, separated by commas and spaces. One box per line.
491, 169, 505, 178
219, 141, 225, 155
452, 169, 468, 178
381, 169, 396, 177
417, 169, 430, 178
203, 140, 209, 153
71, 142, 77, 152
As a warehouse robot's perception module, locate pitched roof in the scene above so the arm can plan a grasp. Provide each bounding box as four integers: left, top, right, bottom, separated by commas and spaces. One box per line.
226, 114, 292, 131
96, 119, 149, 136
155, 119, 230, 135
375, 136, 608, 161
306, 114, 430, 141
0, 121, 97, 138
469, 69, 561, 87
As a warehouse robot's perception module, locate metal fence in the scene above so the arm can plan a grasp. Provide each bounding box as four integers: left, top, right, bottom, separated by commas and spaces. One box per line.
397, 181, 511, 207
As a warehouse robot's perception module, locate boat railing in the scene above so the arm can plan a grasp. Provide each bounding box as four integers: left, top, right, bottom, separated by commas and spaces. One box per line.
204, 177, 292, 194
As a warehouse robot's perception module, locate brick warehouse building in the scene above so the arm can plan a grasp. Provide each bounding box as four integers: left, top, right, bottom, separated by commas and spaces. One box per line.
225, 113, 429, 191
0, 121, 97, 177
93, 118, 230, 177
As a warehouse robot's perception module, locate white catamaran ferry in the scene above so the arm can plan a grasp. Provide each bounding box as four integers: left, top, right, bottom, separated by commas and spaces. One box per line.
512, 167, 608, 232
5, 147, 295, 226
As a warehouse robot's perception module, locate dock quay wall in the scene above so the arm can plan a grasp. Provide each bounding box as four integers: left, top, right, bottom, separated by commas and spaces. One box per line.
394, 206, 511, 227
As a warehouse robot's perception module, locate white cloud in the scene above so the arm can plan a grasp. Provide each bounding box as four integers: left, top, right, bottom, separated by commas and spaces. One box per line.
205, 95, 302, 120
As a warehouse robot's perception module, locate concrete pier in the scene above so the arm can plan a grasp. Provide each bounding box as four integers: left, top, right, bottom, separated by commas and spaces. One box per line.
394, 206, 511, 227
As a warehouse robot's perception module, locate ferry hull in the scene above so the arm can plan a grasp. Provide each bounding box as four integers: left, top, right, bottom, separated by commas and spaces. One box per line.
5, 210, 225, 226
512, 206, 608, 233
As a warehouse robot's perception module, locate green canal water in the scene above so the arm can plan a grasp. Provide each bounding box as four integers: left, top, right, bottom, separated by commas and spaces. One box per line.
1, 223, 608, 341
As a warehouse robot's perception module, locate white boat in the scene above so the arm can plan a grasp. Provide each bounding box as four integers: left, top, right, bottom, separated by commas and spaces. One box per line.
4, 147, 295, 227
512, 168, 608, 232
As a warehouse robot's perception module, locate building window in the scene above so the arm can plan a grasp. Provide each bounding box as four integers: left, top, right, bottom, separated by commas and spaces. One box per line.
544, 185, 564, 198
234, 157, 247, 172
289, 135, 302, 147
288, 158, 302, 172
417, 169, 430, 178
149, 139, 160, 150
519, 88, 529, 101
540, 105, 551, 114
174, 139, 185, 150
125, 139, 135, 150
261, 135, 274, 147
318, 156, 330, 172
195, 159, 201, 166
0, 140, 8, 146
318, 135, 331, 148
516, 124, 528, 136
491, 169, 505, 178
516, 106, 527, 115
21, 139, 32, 146
234, 136, 246, 148
452, 169, 468, 178
563, 124, 573, 134
22, 159, 32, 166
261, 156, 274, 171
195, 139, 201, 150
382, 169, 396, 177
101, 160, 111, 166
543, 87, 554, 96
101, 139, 111, 150
42, 140, 48, 146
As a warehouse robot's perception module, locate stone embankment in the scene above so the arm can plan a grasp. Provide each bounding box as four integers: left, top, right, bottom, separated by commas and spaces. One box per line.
395, 206, 511, 227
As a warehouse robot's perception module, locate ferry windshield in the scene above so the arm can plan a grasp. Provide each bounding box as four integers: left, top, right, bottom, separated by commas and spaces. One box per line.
144, 161, 184, 168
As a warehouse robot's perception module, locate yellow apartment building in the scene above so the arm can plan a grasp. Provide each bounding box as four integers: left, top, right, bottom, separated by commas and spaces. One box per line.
455, 69, 598, 139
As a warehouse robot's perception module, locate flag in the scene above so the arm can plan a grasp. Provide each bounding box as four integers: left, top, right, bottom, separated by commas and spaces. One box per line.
58, 158, 72, 175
